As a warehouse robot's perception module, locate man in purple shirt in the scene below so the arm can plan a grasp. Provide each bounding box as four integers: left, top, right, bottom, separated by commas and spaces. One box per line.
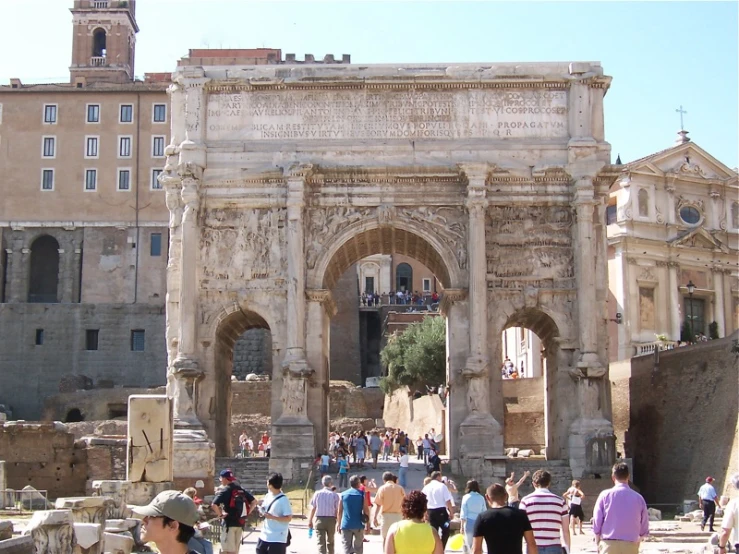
593, 462, 649, 554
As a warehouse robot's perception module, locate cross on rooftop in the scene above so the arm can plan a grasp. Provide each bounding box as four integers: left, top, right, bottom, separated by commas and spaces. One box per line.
676, 105, 688, 130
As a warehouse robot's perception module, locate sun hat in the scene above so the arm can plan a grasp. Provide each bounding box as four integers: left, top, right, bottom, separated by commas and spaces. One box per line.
131, 490, 199, 527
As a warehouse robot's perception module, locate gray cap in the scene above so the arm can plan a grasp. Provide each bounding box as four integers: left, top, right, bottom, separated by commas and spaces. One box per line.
131, 490, 199, 527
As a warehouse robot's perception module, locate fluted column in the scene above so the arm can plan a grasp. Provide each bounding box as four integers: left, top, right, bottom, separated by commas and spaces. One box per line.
284, 170, 309, 365
574, 178, 601, 369
667, 262, 681, 340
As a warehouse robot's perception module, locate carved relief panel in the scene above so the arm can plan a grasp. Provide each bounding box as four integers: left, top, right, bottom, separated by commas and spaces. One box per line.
486, 205, 574, 289
200, 208, 286, 282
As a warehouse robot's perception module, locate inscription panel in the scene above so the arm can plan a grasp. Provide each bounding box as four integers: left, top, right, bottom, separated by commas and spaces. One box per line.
205, 89, 568, 141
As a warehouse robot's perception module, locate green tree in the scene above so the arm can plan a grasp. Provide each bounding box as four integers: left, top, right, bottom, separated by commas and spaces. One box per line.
380, 315, 446, 394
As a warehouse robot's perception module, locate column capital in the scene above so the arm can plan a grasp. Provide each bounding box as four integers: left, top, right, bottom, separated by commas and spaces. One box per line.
459, 163, 489, 187
440, 288, 467, 315
306, 289, 337, 317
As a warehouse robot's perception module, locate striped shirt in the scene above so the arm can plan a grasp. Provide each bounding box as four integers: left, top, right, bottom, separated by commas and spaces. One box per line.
520, 488, 568, 547
310, 487, 340, 517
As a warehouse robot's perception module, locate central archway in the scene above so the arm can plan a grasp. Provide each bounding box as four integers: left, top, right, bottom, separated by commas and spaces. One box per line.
214, 308, 271, 456
307, 221, 463, 453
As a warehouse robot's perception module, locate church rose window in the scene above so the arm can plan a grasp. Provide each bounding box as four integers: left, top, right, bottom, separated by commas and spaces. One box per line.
679, 206, 701, 225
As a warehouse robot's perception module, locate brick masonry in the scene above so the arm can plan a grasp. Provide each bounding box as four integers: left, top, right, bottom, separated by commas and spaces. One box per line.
232, 328, 272, 378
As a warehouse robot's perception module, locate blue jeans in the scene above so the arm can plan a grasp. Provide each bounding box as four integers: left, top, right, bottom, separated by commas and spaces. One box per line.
539, 545, 563, 554
398, 466, 408, 488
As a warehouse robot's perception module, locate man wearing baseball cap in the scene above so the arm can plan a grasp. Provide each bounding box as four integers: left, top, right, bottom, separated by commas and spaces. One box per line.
213, 468, 256, 554
698, 476, 721, 532
131, 490, 200, 554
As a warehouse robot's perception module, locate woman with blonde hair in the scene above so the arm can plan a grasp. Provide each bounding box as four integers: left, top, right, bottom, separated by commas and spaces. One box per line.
385, 490, 443, 554
564, 479, 585, 535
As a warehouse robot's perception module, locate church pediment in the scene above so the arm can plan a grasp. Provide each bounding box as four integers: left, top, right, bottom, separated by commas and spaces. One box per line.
626, 141, 737, 182
669, 227, 729, 252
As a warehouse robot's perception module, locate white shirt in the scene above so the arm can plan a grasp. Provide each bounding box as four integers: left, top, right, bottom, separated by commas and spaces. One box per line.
399, 454, 409, 468
422, 479, 454, 509
721, 498, 738, 545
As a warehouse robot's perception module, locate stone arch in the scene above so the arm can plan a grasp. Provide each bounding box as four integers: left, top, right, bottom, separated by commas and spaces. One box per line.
500, 308, 564, 458
92, 28, 107, 57
396, 262, 413, 292
28, 235, 60, 303
308, 218, 463, 291
213, 306, 272, 456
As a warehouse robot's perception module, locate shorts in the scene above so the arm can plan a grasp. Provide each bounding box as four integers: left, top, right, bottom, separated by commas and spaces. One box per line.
220, 526, 243, 552
569, 504, 585, 520
371, 449, 379, 459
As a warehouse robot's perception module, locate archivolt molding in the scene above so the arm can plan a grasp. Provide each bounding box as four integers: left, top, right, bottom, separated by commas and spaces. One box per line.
203, 299, 277, 346
307, 210, 465, 291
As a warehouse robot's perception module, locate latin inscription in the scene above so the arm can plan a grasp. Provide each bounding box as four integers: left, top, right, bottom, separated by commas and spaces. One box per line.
205, 89, 568, 141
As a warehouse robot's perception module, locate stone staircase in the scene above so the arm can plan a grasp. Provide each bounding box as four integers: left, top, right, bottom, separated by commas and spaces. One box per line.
214, 457, 271, 494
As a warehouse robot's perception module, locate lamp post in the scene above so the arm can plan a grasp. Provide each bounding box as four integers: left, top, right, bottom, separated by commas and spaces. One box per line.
686, 280, 696, 341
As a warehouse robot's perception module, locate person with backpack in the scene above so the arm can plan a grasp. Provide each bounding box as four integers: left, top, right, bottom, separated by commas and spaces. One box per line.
212, 469, 256, 554
257, 472, 293, 554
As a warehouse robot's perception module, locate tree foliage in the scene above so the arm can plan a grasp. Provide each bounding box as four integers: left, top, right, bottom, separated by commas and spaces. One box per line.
379, 315, 446, 394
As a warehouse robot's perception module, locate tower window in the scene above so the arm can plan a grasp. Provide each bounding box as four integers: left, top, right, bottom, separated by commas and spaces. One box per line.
152, 136, 165, 157
118, 136, 132, 158
92, 28, 107, 58
85, 329, 99, 351
87, 104, 100, 123
117, 169, 131, 191
150, 233, 162, 256
85, 169, 97, 191
41, 169, 54, 191
120, 104, 133, 123
85, 136, 99, 158
131, 329, 146, 351
35, 329, 44, 345
42, 136, 56, 158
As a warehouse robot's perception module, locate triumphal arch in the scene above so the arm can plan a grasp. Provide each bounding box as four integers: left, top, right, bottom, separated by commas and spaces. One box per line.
162, 60, 619, 481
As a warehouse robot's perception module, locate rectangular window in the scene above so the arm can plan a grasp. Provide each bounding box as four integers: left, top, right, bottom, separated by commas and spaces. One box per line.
42, 136, 56, 158
85, 329, 99, 351
85, 169, 97, 191
86, 104, 100, 123
422, 278, 431, 292
151, 168, 163, 190
35, 329, 44, 345
685, 297, 706, 336
153, 104, 167, 123
639, 287, 655, 330
120, 104, 133, 123
118, 136, 132, 158
85, 136, 99, 158
131, 329, 145, 351
118, 169, 131, 191
43, 104, 57, 124
152, 136, 165, 157
41, 169, 54, 191
606, 204, 617, 225
150, 233, 162, 256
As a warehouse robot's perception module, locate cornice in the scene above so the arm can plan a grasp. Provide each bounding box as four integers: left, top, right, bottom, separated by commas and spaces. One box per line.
204, 81, 572, 93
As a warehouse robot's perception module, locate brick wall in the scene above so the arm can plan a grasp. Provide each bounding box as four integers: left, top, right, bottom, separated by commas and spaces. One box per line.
0, 303, 167, 420
0, 422, 88, 499
503, 378, 545, 451
232, 329, 272, 378
613, 333, 739, 502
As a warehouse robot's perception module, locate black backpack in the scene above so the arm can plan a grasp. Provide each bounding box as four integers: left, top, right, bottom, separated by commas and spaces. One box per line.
228, 485, 251, 527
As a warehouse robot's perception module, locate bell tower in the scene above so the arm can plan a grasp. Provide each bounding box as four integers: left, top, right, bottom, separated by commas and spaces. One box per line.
69, 0, 139, 84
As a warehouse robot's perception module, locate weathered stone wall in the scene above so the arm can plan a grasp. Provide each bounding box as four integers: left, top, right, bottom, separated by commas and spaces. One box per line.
0, 422, 88, 499
383, 387, 446, 452
0, 304, 167, 420
330, 264, 362, 384
232, 328, 272, 378
502, 378, 545, 451
42, 387, 165, 422
613, 333, 738, 502
231, 381, 272, 417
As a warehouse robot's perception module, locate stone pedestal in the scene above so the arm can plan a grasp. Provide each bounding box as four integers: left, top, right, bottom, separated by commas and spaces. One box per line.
90, 481, 174, 519
102, 532, 134, 554
457, 413, 504, 477
269, 419, 315, 481
126, 395, 174, 483
22, 510, 77, 554
0, 535, 34, 554
568, 417, 616, 478
172, 428, 215, 494
54, 497, 110, 524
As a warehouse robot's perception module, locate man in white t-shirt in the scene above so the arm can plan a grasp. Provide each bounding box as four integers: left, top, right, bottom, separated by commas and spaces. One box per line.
421, 471, 454, 548
257, 473, 292, 554
718, 473, 739, 553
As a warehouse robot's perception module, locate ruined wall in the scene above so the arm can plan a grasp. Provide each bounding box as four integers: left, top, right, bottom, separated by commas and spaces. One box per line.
383, 387, 446, 452
0, 303, 167, 420
502, 377, 545, 451
0, 422, 88, 499
232, 328, 272, 378
43, 387, 164, 422
615, 333, 738, 502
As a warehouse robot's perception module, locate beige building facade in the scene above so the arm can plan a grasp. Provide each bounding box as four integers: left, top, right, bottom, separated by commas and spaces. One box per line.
607, 133, 739, 360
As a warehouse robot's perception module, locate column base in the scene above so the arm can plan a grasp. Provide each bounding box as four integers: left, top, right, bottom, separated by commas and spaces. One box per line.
568, 416, 616, 478
458, 413, 503, 458
172, 428, 215, 495
270, 419, 315, 481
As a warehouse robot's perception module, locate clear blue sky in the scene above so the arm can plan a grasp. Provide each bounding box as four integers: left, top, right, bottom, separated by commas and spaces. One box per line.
1, 0, 737, 168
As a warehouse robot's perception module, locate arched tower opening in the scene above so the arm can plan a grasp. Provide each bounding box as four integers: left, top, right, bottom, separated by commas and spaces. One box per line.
28, 235, 60, 303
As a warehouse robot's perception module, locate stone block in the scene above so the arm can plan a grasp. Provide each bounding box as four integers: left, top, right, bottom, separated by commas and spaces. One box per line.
72, 522, 102, 554
19, 486, 49, 510
647, 507, 661, 521
102, 532, 134, 554
517, 449, 533, 458
172, 429, 215, 494
23, 510, 77, 554
90, 480, 173, 519
0, 521, 13, 540
55, 497, 111, 524
0, 535, 34, 554
126, 395, 173, 483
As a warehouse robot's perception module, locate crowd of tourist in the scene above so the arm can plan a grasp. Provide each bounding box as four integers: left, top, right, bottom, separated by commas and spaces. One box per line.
360, 290, 441, 307
237, 431, 271, 458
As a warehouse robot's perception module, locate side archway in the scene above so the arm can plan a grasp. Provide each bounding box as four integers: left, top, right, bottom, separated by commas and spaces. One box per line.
214, 307, 271, 456
29, 235, 60, 303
